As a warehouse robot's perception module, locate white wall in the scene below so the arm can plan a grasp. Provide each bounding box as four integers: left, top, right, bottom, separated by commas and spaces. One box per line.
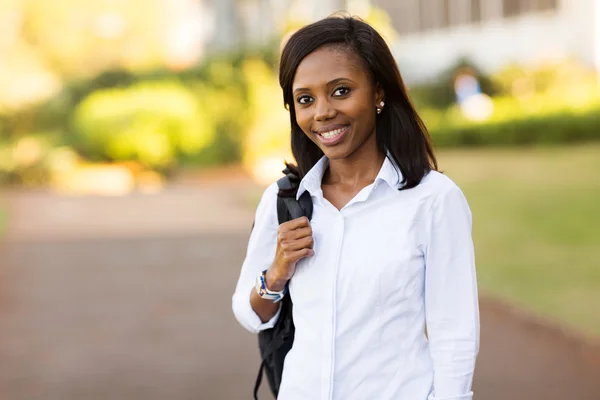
392, 0, 598, 84
561, 0, 597, 69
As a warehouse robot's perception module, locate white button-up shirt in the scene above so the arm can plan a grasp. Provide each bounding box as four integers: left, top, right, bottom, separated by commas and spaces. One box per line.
233, 156, 479, 400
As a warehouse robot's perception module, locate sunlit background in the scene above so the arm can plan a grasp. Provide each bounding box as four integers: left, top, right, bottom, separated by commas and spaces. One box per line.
1, 1, 599, 399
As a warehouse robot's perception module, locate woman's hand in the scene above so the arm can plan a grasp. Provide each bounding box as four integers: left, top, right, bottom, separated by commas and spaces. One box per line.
266, 216, 314, 291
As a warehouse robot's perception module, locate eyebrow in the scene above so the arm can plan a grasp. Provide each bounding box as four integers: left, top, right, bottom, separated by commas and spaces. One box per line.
293, 77, 356, 94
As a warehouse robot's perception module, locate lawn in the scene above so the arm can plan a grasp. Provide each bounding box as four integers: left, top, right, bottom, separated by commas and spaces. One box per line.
439, 144, 600, 338
0, 205, 6, 237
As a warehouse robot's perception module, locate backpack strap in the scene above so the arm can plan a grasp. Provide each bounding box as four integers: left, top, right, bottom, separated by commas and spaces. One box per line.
253, 171, 312, 399
253, 360, 265, 400
297, 191, 313, 220
250, 172, 312, 234
276, 173, 313, 224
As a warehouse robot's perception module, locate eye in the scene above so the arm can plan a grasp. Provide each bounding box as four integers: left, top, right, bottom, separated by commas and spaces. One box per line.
333, 86, 351, 97
297, 95, 313, 105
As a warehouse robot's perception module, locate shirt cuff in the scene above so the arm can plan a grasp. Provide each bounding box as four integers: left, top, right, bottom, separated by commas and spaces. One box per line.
253, 302, 282, 331
428, 392, 473, 400
233, 286, 282, 333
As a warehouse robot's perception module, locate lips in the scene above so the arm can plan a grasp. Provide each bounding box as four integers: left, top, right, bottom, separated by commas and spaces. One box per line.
314, 125, 350, 146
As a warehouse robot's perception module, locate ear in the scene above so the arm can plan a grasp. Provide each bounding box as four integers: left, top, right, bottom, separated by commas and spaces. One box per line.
374, 82, 385, 106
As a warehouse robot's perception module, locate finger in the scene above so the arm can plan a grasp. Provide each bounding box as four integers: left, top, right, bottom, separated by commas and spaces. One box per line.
282, 235, 314, 251
283, 247, 314, 264
280, 216, 310, 231
280, 226, 312, 242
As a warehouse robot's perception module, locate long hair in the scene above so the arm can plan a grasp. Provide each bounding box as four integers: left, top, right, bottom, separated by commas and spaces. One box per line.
279, 16, 437, 190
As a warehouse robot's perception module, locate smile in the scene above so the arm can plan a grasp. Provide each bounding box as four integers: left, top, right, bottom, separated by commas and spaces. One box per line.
315, 125, 350, 146
321, 127, 345, 139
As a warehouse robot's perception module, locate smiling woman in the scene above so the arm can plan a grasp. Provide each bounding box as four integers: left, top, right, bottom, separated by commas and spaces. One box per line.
279, 18, 437, 192
233, 15, 479, 400
292, 48, 381, 161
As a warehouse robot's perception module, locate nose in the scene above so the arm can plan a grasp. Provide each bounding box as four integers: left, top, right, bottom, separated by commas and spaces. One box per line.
314, 98, 336, 121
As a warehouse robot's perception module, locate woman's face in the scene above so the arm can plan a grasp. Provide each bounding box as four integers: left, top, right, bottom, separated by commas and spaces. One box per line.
292, 46, 383, 161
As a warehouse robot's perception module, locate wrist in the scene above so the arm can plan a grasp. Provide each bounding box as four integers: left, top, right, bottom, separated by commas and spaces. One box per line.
265, 268, 289, 292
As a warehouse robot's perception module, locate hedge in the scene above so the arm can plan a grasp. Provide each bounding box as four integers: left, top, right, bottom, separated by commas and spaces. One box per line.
430, 106, 600, 148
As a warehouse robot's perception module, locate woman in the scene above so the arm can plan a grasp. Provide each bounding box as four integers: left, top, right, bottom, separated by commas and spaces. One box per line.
233, 15, 479, 400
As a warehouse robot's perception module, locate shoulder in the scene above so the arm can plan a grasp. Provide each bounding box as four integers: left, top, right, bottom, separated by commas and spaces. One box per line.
264, 181, 280, 198
416, 170, 464, 198
256, 181, 280, 210
257, 182, 279, 212
417, 171, 471, 214
419, 170, 459, 192
248, 182, 281, 234
418, 171, 471, 222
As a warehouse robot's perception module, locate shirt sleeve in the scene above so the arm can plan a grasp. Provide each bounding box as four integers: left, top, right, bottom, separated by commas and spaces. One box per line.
424, 183, 480, 400
232, 182, 281, 334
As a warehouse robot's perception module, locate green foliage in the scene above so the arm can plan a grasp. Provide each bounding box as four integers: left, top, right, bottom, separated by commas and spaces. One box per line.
489, 59, 595, 98
430, 107, 600, 148
72, 80, 216, 168
423, 91, 600, 148
241, 58, 292, 166
0, 48, 263, 180
0, 131, 63, 185
1, 47, 599, 186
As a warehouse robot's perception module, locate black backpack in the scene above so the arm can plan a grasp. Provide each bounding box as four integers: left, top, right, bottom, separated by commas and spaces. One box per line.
253, 169, 313, 400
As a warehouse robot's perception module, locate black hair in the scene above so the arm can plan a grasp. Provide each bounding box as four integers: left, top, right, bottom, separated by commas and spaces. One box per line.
279, 15, 437, 190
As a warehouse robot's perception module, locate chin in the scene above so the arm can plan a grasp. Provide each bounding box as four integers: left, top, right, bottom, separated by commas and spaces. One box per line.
321, 146, 351, 161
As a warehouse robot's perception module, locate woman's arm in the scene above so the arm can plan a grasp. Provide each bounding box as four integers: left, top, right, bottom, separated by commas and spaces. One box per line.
249, 286, 281, 323
232, 184, 314, 331
424, 183, 480, 400
250, 215, 314, 322
232, 183, 281, 333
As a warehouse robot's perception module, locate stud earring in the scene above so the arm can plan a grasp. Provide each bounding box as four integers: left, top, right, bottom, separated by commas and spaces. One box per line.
376, 101, 385, 114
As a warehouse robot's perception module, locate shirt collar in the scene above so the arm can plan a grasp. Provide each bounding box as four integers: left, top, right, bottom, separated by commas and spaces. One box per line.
376, 153, 404, 190
296, 156, 328, 200
295, 154, 403, 200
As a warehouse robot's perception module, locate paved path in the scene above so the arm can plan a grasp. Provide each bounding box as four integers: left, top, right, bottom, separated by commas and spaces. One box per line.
1, 180, 599, 399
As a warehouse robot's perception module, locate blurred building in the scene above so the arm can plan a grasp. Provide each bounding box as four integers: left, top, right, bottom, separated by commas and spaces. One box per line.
203, 0, 599, 83
204, 0, 349, 52
373, 0, 600, 83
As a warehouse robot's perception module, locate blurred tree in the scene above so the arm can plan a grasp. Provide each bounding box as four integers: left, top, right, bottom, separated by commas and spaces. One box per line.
0, 0, 207, 110
19, 0, 165, 78
0, 0, 61, 111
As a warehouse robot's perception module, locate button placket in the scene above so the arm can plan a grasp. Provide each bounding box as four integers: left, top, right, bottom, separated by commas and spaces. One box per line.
325, 212, 345, 399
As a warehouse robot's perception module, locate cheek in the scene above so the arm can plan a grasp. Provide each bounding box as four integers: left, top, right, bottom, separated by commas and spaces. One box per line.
343, 101, 375, 129
295, 108, 313, 134
363, 107, 377, 128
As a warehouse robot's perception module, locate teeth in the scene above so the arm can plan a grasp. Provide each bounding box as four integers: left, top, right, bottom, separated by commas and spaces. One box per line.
321, 127, 346, 139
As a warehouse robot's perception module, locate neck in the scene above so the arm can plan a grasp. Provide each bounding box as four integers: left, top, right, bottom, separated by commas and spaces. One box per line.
324, 132, 385, 187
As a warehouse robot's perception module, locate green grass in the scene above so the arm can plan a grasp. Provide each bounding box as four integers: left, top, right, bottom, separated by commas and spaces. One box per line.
439, 144, 600, 338
0, 205, 6, 236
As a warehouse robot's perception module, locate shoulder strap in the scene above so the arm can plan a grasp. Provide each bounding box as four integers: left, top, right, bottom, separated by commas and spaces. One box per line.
253, 361, 265, 400
253, 171, 311, 400
276, 174, 313, 224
